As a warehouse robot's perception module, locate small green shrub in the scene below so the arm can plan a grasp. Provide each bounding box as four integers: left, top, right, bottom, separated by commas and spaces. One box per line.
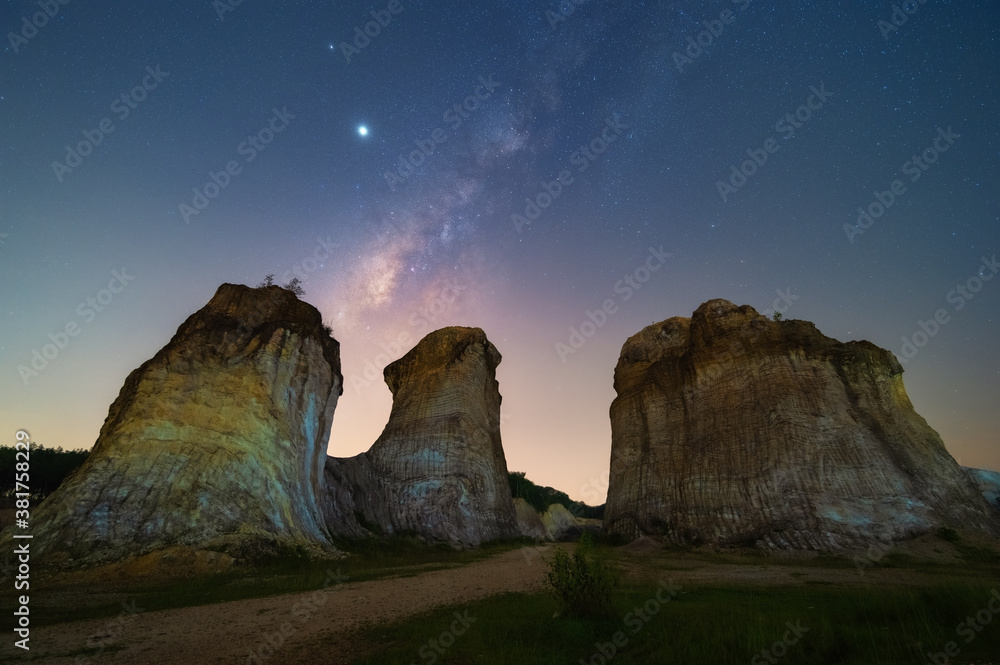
545, 539, 616, 619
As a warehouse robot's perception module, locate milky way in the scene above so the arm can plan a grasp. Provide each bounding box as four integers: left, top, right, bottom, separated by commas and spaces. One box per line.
1, 0, 997, 499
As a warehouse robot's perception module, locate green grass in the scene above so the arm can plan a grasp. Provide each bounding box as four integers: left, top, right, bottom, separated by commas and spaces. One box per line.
24, 537, 531, 628
351, 581, 1000, 665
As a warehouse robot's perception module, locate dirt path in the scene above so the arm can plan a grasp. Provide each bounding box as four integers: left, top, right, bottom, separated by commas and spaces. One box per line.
15, 546, 555, 665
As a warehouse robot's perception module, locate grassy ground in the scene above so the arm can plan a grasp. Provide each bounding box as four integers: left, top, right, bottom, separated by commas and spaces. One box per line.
16, 533, 1000, 663
345, 538, 1000, 665
351, 579, 1000, 665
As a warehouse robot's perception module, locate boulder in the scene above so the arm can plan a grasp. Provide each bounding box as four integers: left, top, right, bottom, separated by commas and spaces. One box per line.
514, 498, 549, 541
541, 504, 602, 541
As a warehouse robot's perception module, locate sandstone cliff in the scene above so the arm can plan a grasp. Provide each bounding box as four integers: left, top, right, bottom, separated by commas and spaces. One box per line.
324, 327, 519, 547
604, 299, 998, 550
18, 284, 343, 565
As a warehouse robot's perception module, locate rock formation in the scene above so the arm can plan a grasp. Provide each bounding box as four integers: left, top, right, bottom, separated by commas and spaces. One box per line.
15, 284, 343, 565
513, 500, 602, 542
324, 326, 519, 547
603, 299, 999, 550
965, 468, 1000, 508
514, 498, 549, 541
540, 504, 602, 541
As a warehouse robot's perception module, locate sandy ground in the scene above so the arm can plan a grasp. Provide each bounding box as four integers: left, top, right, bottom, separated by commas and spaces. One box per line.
7, 542, 999, 665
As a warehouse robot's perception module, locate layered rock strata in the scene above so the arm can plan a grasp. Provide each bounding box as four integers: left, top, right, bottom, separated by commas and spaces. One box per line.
604, 299, 998, 550
16, 284, 342, 564
324, 327, 519, 547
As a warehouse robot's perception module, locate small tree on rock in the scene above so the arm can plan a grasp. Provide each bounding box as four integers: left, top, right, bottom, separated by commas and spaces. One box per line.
284, 277, 305, 296
256, 274, 275, 288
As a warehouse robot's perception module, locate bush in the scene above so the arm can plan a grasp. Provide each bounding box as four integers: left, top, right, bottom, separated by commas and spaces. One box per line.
545, 535, 616, 619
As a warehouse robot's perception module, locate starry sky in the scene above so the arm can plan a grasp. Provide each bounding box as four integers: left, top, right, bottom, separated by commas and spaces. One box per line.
1, 0, 997, 503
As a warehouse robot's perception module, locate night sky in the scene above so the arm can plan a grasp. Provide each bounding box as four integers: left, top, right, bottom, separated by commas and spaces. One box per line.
2, 0, 997, 503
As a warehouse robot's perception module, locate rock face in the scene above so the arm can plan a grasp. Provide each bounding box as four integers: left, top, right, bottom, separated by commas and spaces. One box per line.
20, 284, 343, 565
513, 498, 549, 541
965, 468, 1000, 508
324, 327, 519, 547
513, 500, 602, 542
604, 299, 998, 550
540, 504, 602, 542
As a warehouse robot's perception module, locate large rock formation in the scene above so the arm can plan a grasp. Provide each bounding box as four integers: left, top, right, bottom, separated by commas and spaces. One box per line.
604, 299, 998, 550
15, 284, 343, 565
324, 327, 519, 547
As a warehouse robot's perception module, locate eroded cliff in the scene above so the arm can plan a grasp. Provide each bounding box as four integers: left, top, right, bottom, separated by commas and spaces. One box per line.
20, 284, 343, 564
604, 299, 998, 550
324, 327, 519, 547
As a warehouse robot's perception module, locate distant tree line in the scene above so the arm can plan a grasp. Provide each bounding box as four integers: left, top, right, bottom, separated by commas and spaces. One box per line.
508, 471, 605, 519
0, 444, 89, 504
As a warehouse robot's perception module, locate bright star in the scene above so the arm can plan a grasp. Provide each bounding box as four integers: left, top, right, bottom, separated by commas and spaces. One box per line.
358, 125, 368, 137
